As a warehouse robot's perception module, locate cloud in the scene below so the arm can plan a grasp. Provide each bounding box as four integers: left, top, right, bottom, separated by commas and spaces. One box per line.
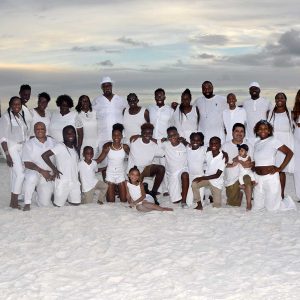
96, 60, 114, 67
117, 36, 149, 47
193, 53, 216, 59
105, 49, 122, 53
190, 34, 229, 45
71, 46, 102, 52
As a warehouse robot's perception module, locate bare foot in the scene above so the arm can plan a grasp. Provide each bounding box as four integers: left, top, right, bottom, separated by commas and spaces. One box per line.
194, 202, 203, 210
23, 204, 30, 211
246, 203, 252, 211
163, 192, 169, 197
163, 207, 173, 211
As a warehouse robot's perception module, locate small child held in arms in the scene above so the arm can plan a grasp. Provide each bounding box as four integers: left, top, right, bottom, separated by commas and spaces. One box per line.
78, 146, 108, 204
234, 144, 256, 188
126, 166, 173, 212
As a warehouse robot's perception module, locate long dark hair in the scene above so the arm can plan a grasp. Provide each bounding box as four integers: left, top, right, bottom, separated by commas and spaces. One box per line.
75, 95, 92, 112
292, 89, 300, 123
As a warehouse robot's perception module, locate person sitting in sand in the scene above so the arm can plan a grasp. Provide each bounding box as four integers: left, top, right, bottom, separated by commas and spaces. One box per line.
126, 166, 173, 212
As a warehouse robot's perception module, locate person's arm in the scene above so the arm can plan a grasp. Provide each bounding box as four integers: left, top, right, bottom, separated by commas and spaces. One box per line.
24, 161, 53, 181
41, 150, 62, 178
196, 106, 200, 124
193, 169, 223, 183
76, 127, 83, 152
123, 144, 130, 155
270, 145, 293, 174
95, 143, 110, 164
179, 137, 189, 146
1, 141, 13, 167
144, 109, 150, 123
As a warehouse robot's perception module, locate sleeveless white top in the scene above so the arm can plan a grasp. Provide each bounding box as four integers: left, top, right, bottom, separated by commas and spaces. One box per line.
123, 107, 146, 142
106, 146, 126, 174
126, 182, 142, 201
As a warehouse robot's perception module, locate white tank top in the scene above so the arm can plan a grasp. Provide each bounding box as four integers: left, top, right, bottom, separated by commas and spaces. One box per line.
126, 181, 142, 201
123, 107, 146, 141
107, 145, 126, 174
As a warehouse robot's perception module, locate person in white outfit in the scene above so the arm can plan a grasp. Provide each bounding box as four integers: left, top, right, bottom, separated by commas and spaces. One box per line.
95, 123, 130, 202
19, 84, 33, 136
75, 95, 99, 158
123, 93, 149, 144
29, 92, 51, 136
222, 93, 247, 141
172, 89, 199, 141
22, 122, 56, 211
42, 125, 81, 207
292, 90, 300, 201
253, 120, 296, 211
194, 81, 227, 145
268, 92, 294, 199
0, 96, 29, 209
243, 82, 272, 146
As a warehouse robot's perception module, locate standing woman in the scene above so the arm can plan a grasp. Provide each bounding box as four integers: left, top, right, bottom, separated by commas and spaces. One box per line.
0, 96, 29, 208
30, 92, 51, 136
75, 95, 99, 158
123, 93, 149, 143
268, 92, 294, 198
172, 89, 199, 141
49, 94, 83, 151
253, 120, 295, 211
292, 89, 300, 201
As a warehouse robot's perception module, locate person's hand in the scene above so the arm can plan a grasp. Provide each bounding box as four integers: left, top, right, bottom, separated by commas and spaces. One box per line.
269, 166, 280, 174
5, 153, 13, 167
171, 102, 178, 110
130, 134, 140, 143
53, 167, 63, 179
40, 169, 53, 181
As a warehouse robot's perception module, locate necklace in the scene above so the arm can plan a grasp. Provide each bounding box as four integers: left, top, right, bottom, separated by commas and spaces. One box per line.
111, 143, 122, 150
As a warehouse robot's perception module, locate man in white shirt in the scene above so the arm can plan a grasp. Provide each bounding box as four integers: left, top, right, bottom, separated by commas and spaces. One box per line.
222, 123, 253, 210
243, 82, 272, 146
19, 84, 33, 137
194, 81, 227, 145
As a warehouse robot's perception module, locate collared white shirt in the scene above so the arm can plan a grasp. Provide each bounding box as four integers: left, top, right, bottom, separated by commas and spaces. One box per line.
78, 160, 98, 192
205, 151, 226, 189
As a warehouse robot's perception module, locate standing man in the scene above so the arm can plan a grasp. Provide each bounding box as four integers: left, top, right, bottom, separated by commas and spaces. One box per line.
92, 76, 127, 167
19, 84, 33, 136
194, 81, 227, 145
222, 123, 253, 210
243, 82, 272, 146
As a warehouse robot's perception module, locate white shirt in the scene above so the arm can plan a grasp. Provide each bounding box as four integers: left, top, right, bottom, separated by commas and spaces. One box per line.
92, 94, 127, 142
148, 104, 174, 139
222, 139, 253, 186
22, 136, 56, 171
194, 95, 227, 145
51, 143, 79, 182
30, 108, 51, 136
78, 160, 98, 192
49, 111, 83, 142
123, 107, 146, 142
243, 97, 272, 140
78, 110, 99, 149
187, 146, 206, 176
205, 151, 226, 189
222, 107, 247, 141
22, 105, 33, 136
254, 137, 283, 166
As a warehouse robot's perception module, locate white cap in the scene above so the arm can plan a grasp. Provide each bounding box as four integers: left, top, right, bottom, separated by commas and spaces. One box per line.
100, 76, 113, 85
249, 82, 260, 89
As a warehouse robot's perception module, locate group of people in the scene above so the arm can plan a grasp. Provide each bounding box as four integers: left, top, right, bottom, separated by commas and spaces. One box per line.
0, 77, 300, 213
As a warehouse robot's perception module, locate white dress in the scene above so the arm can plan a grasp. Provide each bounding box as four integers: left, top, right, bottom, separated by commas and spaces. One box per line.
269, 110, 294, 173
294, 116, 300, 199
126, 182, 154, 205
29, 108, 51, 136
123, 107, 146, 143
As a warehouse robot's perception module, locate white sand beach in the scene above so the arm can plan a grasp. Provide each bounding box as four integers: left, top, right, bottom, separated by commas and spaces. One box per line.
1, 160, 300, 299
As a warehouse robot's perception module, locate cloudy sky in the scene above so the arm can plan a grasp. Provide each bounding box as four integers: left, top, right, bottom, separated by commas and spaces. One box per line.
1, 0, 300, 109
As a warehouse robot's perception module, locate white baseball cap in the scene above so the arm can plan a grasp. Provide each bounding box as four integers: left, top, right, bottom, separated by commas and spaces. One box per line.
100, 76, 114, 85
249, 82, 260, 88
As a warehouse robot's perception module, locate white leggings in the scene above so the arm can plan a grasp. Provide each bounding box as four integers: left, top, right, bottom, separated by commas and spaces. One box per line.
9, 144, 25, 194
23, 171, 54, 206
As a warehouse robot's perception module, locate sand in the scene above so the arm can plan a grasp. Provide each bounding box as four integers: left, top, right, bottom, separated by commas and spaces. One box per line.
0, 161, 300, 299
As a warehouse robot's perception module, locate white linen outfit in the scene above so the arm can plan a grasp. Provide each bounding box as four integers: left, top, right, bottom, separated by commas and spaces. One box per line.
78, 110, 99, 158
269, 111, 294, 173
194, 95, 227, 145
0, 111, 28, 194
22, 105, 33, 138
106, 146, 126, 184
172, 106, 198, 140
253, 137, 296, 211
51, 143, 81, 206
294, 117, 300, 199
159, 141, 188, 203
237, 155, 255, 184
49, 111, 83, 142
22, 137, 56, 206
222, 107, 247, 141
126, 181, 154, 206
243, 97, 272, 145
123, 107, 146, 143
29, 108, 51, 136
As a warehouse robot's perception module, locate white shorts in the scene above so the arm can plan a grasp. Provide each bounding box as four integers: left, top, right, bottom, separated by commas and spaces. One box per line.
136, 194, 155, 206
167, 168, 188, 203
106, 172, 126, 184
54, 180, 81, 207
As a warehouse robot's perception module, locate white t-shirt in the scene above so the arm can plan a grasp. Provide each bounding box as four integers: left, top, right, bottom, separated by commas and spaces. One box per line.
92, 94, 127, 142
78, 110, 99, 149
187, 146, 206, 176
205, 151, 226, 189
222, 107, 247, 141
148, 104, 174, 139
30, 108, 51, 136
51, 143, 79, 182
49, 111, 83, 142
22, 105, 33, 137
243, 97, 272, 140
253, 137, 283, 166
194, 94, 227, 145
123, 107, 146, 142
22, 136, 56, 171
78, 160, 98, 192
222, 139, 253, 186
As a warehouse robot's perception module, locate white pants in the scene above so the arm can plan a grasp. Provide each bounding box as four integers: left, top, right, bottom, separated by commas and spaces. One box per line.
253, 173, 296, 211
54, 180, 81, 207
186, 174, 204, 207
9, 144, 25, 194
23, 170, 54, 206
167, 168, 188, 203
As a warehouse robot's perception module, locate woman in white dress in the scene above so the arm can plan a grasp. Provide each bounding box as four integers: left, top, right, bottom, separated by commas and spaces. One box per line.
122, 93, 149, 143
0, 96, 29, 208
292, 90, 300, 201
75, 95, 99, 158
268, 92, 294, 198
30, 92, 51, 136
172, 89, 199, 141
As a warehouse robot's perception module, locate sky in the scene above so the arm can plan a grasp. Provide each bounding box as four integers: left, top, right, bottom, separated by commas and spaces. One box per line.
1, 0, 300, 109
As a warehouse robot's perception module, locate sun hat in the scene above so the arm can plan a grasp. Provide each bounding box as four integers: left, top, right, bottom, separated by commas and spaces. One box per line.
100, 76, 114, 85
249, 82, 260, 89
